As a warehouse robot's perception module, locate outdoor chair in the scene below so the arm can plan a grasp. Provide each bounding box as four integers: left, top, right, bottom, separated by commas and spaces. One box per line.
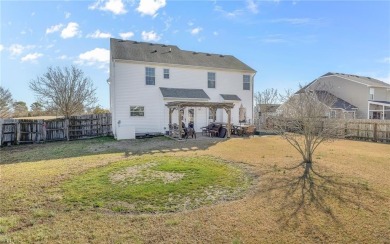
209, 124, 222, 137
201, 123, 214, 136
186, 122, 196, 139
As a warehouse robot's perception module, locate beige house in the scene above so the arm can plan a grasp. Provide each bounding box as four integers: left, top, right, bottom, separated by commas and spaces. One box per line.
288, 72, 390, 120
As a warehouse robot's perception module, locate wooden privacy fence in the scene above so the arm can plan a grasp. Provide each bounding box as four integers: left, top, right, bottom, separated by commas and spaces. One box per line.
266, 117, 390, 143
0, 113, 112, 146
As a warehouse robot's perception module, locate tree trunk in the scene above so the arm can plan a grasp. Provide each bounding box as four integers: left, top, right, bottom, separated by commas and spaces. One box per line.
303, 160, 312, 178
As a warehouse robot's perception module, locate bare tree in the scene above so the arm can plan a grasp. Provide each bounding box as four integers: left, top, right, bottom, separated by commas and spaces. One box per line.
30, 66, 97, 118
272, 85, 345, 177
254, 88, 279, 105
0, 86, 14, 118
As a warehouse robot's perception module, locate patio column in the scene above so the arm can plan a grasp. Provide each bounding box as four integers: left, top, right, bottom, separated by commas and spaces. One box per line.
383, 104, 385, 120
226, 108, 231, 138
178, 106, 182, 137
169, 108, 173, 125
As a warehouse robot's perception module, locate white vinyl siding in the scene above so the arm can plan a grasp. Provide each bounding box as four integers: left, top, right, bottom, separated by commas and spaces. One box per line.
111, 62, 254, 139
146, 67, 155, 85
243, 75, 250, 90
208, 72, 216, 88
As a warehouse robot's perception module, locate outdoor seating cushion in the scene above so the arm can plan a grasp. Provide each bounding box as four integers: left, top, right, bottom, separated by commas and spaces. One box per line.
219, 127, 227, 138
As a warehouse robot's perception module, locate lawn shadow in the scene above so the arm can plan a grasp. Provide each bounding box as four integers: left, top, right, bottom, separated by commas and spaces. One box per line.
0, 135, 227, 165
258, 162, 386, 235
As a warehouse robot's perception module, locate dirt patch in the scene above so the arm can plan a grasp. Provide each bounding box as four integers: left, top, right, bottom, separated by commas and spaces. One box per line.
109, 162, 186, 185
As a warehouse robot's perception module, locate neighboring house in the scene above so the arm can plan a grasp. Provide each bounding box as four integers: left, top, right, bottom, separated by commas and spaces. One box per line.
279, 72, 390, 120
109, 38, 256, 139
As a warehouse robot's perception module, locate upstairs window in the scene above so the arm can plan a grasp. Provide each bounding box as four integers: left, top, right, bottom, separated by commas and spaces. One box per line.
208, 72, 216, 88
243, 75, 250, 90
369, 88, 374, 100
163, 69, 170, 79
146, 67, 155, 85
130, 106, 144, 116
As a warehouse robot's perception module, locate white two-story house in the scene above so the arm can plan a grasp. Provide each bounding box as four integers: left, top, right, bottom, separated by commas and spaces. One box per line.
282, 72, 390, 120
109, 38, 256, 139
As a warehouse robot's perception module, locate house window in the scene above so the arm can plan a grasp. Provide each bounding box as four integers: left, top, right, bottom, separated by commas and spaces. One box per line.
243, 75, 250, 90
330, 110, 336, 118
163, 68, 170, 79
145, 67, 155, 85
369, 88, 374, 100
130, 106, 144, 116
208, 72, 216, 88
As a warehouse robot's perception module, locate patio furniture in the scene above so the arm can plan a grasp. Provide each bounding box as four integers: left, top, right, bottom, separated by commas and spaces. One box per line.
186, 122, 196, 139
201, 123, 214, 136
209, 123, 222, 137
244, 125, 256, 137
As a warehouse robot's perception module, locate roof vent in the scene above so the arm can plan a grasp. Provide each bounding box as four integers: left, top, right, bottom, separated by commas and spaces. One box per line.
149, 43, 154, 46
151, 49, 157, 53
133, 41, 138, 44
118, 40, 126, 42
192, 52, 198, 54
206, 53, 211, 56
219, 55, 224, 57
162, 44, 167, 47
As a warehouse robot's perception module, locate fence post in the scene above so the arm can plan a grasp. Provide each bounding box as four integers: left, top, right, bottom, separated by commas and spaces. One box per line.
373, 123, 378, 142
65, 119, 69, 141
16, 120, 21, 144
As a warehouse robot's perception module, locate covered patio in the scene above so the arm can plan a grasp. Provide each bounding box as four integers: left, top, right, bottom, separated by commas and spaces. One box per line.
166, 101, 235, 138
368, 101, 390, 120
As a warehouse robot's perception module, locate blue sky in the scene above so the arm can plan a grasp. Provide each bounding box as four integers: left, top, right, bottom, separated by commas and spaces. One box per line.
1, 0, 389, 109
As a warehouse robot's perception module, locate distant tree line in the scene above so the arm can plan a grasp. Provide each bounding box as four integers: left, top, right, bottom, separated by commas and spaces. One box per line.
0, 66, 109, 119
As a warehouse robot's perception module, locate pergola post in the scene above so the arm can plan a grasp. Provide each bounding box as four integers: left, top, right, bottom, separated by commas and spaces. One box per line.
226, 108, 232, 138
178, 106, 182, 138
169, 108, 173, 125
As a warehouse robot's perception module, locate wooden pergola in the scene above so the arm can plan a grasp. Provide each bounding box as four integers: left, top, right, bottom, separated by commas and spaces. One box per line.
165, 101, 235, 138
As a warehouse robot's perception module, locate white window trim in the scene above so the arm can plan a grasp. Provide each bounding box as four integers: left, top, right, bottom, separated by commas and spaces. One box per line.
130, 106, 145, 117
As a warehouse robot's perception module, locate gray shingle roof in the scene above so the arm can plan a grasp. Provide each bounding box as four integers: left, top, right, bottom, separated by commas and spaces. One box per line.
110, 38, 255, 72
160, 87, 210, 99
323, 72, 390, 88
297, 72, 390, 94
220, 94, 241, 101
315, 90, 358, 111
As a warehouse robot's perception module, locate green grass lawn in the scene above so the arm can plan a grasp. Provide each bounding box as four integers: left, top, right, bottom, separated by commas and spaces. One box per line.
62, 156, 251, 213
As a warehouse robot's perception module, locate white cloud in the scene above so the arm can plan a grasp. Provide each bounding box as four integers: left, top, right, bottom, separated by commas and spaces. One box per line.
213, 31, 219, 36
214, 5, 244, 18
381, 57, 390, 63
119, 31, 134, 39
270, 18, 312, 25
191, 27, 202, 35
21, 52, 43, 62
87, 30, 112, 39
57, 55, 69, 60
9, 44, 34, 56
136, 0, 166, 17
61, 22, 80, 39
89, 0, 127, 15
246, 0, 259, 14
46, 23, 63, 34
65, 12, 71, 19
76, 48, 110, 69
141, 30, 161, 42
0, 45, 4, 52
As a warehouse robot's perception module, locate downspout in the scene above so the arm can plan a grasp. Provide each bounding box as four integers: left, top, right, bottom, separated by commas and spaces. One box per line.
252, 71, 257, 124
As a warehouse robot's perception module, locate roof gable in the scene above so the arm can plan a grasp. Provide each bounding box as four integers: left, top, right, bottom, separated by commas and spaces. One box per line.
110, 38, 256, 72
